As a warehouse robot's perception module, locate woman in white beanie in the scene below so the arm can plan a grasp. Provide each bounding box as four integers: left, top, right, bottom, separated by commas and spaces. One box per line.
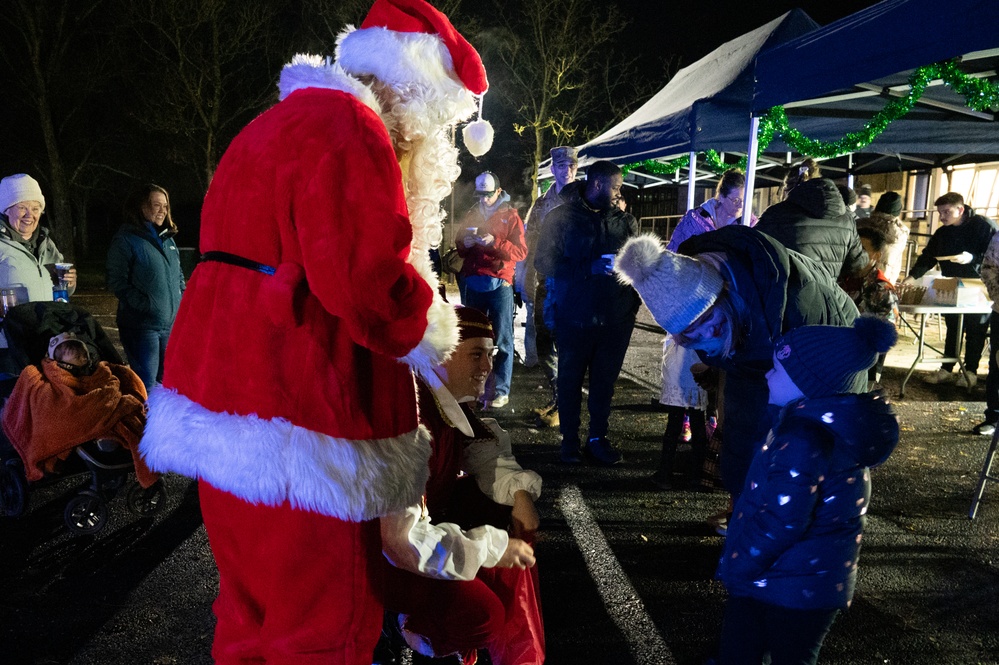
616, 225, 860, 515
0, 173, 77, 304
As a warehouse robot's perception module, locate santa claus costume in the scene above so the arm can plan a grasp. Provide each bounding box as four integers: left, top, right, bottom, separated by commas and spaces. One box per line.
138, 1, 492, 663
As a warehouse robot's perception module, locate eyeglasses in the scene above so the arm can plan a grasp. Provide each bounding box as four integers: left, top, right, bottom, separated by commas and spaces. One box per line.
6, 203, 43, 217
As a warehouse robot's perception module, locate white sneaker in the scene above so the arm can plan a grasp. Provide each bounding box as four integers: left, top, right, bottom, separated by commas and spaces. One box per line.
956, 372, 978, 388
924, 369, 955, 384
489, 394, 510, 408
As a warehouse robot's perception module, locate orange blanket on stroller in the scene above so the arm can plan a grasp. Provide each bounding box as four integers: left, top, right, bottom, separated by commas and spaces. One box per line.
1, 359, 157, 488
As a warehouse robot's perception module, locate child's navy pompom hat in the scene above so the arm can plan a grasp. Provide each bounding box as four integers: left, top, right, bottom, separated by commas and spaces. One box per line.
774, 315, 897, 399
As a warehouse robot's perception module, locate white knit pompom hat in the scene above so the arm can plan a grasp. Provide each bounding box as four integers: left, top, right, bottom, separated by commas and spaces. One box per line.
0, 174, 45, 213
615, 234, 725, 334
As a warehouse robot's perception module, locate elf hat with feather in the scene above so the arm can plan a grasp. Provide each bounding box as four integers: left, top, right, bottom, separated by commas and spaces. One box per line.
337, 0, 493, 156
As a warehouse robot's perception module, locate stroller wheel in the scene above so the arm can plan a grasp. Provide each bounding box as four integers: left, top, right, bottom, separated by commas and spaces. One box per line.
0, 458, 28, 518
126, 480, 167, 517
64, 490, 108, 535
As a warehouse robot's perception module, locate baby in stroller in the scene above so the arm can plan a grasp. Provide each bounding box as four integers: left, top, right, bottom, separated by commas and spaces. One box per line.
0, 302, 163, 534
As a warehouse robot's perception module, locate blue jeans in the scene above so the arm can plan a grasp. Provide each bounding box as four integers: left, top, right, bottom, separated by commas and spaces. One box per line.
718, 595, 839, 665
119, 327, 170, 390
463, 284, 514, 399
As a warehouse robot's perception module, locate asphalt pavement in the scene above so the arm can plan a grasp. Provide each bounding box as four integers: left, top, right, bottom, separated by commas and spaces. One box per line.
1, 289, 998, 665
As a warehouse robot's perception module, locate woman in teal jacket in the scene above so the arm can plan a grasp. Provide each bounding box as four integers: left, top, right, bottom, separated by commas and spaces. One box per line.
106, 184, 184, 388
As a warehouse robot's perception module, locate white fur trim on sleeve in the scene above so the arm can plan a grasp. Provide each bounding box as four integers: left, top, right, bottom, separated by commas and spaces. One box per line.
139, 387, 431, 521
400, 290, 459, 375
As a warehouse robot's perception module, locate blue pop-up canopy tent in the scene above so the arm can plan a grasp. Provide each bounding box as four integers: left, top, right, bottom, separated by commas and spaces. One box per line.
753, 0, 999, 113
741, 0, 999, 199
574, 9, 818, 166
544, 0, 999, 213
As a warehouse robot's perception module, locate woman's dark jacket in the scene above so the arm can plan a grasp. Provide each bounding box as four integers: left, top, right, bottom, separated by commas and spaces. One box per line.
718, 392, 899, 610
755, 178, 868, 281
106, 224, 185, 332
534, 188, 640, 328
678, 226, 861, 491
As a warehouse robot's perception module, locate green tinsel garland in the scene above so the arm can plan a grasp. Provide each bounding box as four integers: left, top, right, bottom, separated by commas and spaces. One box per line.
620, 59, 999, 179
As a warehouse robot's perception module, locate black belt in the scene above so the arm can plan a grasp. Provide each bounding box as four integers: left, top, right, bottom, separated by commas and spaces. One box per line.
201, 251, 276, 276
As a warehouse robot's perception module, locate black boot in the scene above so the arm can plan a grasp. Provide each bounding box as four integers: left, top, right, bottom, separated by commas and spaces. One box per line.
651, 407, 684, 489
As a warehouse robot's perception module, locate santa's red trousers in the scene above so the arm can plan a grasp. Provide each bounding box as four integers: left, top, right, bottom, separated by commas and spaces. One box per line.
199, 482, 384, 665
383, 561, 544, 665
382, 478, 545, 665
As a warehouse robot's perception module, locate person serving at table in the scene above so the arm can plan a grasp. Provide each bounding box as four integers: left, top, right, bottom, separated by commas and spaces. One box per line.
902, 192, 996, 388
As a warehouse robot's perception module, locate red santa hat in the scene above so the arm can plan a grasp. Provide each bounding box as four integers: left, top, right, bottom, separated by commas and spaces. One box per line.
337, 0, 493, 156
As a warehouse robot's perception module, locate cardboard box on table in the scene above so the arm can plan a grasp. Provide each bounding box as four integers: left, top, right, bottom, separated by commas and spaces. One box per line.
927, 278, 988, 306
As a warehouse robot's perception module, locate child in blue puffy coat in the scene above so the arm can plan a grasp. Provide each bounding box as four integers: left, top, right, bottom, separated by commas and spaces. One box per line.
715, 316, 899, 665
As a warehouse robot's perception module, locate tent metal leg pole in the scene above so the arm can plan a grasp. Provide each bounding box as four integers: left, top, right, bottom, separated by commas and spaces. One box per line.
687, 151, 697, 211
742, 116, 760, 225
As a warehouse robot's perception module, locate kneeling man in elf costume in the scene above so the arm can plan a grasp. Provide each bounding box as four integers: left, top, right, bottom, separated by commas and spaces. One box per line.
138, 0, 496, 662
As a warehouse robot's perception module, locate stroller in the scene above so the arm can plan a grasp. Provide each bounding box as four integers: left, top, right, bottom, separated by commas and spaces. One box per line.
0, 301, 167, 535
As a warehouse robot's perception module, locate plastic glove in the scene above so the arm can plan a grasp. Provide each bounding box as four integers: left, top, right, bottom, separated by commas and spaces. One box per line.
951, 251, 974, 265
590, 256, 614, 275
901, 275, 917, 286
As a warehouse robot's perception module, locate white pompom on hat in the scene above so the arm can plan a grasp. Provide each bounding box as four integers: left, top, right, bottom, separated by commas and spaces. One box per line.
462, 118, 494, 158
0, 174, 45, 213
615, 234, 725, 335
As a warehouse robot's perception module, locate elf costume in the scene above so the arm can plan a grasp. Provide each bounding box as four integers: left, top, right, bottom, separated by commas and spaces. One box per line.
138, 1, 491, 662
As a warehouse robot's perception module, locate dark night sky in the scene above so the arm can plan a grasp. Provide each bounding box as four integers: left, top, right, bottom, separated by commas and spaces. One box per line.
616, 0, 882, 72
467, 0, 887, 196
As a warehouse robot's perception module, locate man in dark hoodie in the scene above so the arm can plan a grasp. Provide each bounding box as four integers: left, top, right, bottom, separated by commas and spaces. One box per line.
756, 158, 868, 282
903, 191, 997, 387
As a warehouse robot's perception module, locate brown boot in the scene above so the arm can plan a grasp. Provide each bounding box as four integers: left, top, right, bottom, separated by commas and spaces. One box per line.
531, 402, 555, 417
538, 408, 559, 428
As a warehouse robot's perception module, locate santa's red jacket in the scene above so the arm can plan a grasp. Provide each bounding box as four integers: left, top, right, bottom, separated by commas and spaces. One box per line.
139, 75, 456, 522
